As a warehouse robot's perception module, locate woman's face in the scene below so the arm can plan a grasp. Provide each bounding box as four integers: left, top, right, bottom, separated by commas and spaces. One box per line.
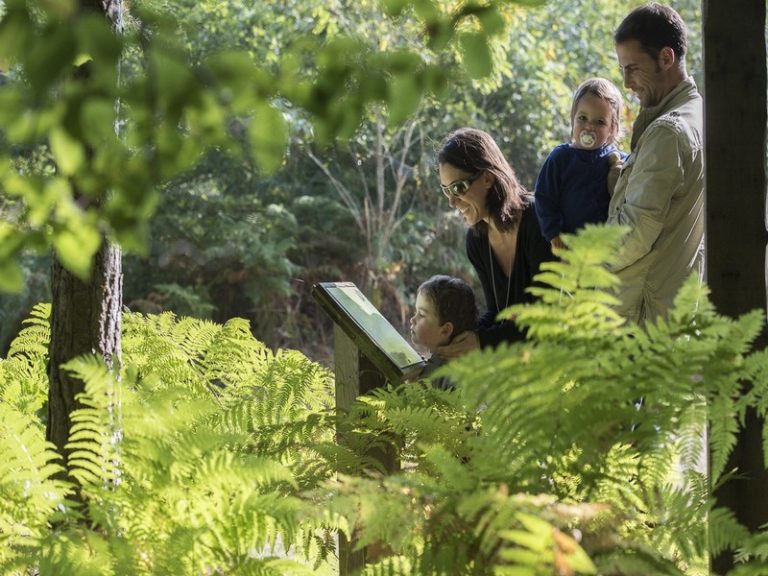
438, 162, 491, 227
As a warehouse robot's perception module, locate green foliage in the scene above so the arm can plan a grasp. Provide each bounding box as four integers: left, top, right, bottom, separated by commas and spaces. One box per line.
0, 301, 50, 416
0, 0, 543, 287
311, 226, 768, 575
4, 227, 768, 574
0, 402, 69, 570
1, 308, 337, 574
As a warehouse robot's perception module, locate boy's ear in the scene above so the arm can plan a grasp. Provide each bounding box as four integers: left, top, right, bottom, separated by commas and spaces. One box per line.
440, 321, 455, 340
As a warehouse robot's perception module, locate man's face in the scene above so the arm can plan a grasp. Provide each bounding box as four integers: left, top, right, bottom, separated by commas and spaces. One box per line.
616, 39, 667, 108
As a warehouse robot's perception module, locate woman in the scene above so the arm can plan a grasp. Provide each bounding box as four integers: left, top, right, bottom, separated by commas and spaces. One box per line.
435, 128, 553, 357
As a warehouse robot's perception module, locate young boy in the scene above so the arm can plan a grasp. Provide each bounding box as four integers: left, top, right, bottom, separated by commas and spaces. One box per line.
534, 77, 627, 250
409, 275, 477, 390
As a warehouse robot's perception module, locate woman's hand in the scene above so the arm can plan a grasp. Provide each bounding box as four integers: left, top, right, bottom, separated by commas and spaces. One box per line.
433, 330, 480, 359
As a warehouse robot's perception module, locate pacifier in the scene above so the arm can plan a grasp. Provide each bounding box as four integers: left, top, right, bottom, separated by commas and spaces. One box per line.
579, 132, 596, 147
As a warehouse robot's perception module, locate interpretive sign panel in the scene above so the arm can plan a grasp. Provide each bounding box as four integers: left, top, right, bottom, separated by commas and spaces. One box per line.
312, 282, 425, 382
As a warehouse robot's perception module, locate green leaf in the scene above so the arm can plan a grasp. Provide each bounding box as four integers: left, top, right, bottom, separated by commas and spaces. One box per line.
52, 220, 101, 280
49, 127, 85, 176
388, 74, 422, 126
0, 258, 24, 292
460, 32, 493, 78
29, 177, 71, 227
25, 25, 77, 94
380, 0, 409, 17
0, 8, 34, 62
40, 0, 77, 19
477, 7, 506, 36
413, 0, 439, 21
247, 103, 287, 174
80, 98, 118, 147
76, 13, 122, 65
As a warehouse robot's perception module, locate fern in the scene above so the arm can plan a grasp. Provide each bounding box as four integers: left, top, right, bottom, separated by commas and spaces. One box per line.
0, 402, 69, 571
5, 226, 768, 574
0, 302, 50, 417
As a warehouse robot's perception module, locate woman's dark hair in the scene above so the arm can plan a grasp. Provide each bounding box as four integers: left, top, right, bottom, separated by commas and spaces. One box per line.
438, 128, 529, 233
418, 275, 477, 336
614, 2, 688, 64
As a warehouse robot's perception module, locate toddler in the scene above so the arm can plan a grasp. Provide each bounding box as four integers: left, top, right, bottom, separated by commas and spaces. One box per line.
534, 77, 627, 250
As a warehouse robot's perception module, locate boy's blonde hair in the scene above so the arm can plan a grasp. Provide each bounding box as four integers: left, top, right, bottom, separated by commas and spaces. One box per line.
570, 78, 624, 144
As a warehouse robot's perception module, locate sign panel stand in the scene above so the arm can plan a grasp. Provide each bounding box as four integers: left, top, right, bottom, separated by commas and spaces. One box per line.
313, 283, 421, 574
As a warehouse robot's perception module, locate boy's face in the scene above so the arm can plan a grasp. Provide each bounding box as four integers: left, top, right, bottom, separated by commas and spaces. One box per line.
571, 93, 614, 150
410, 292, 452, 351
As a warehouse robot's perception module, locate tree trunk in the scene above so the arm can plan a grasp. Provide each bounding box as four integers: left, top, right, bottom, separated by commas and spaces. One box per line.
47, 243, 122, 466
46, 0, 125, 479
704, 0, 768, 572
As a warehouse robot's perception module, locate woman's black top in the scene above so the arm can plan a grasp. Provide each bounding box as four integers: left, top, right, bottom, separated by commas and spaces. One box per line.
466, 201, 554, 348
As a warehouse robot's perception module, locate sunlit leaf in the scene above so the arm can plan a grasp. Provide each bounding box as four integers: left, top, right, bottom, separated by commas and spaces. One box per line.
29, 178, 71, 227
388, 74, 422, 126
151, 50, 197, 115
477, 7, 506, 36
52, 220, 101, 280
247, 103, 287, 174
80, 98, 117, 147
460, 32, 493, 78
380, 0, 409, 17
0, 8, 34, 62
0, 260, 23, 291
413, 0, 439, 21
49, 127, 85, 176
0, 224, 25, 292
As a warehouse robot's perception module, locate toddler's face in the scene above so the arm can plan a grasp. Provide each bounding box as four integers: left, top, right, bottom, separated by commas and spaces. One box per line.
410, 292, 451, 351
571, 93, 614, 150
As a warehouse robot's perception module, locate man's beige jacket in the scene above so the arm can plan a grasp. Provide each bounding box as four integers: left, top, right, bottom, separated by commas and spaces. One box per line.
608, 77, 704, 323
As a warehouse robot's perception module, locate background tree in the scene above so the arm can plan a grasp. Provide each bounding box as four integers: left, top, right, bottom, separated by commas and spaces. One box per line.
46, 0, 125, 484
704, 0, 768, 572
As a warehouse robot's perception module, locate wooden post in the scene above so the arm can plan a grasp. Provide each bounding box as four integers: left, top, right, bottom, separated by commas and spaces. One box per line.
704, 0, 768, 572
334, 325, 398, 575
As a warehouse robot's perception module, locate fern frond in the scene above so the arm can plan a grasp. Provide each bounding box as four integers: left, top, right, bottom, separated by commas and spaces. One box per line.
709, 393, 739, 483
63, 356, 122, 490
0, 302, 50, 416
0, 403, 69, 566
709, 506, 750, 557
39, 529, 116, 576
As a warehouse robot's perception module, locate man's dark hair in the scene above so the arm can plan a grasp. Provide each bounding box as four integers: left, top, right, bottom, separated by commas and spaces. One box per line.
418, 275, 477, 337
614, 2, 688, 62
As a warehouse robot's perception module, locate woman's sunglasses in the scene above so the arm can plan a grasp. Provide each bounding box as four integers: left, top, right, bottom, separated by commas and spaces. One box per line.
440, 171, 483, 198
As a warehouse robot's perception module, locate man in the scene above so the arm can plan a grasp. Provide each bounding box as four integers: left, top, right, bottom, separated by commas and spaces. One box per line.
608, 3, 704, 323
